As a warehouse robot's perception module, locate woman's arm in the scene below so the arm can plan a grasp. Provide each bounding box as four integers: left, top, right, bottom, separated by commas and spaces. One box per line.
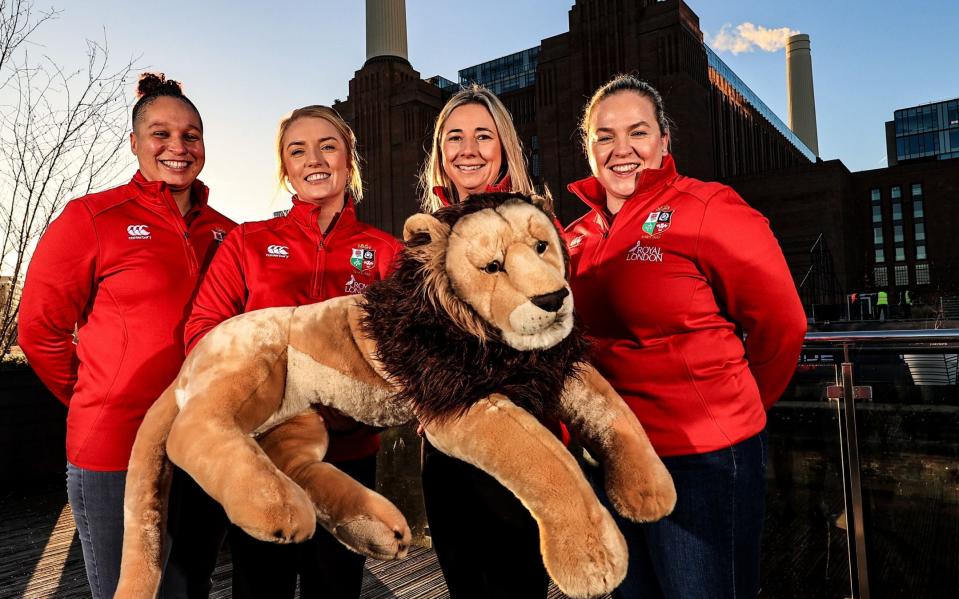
697, 188, 807, 408
18, 201, 99, 405
184, 227, 248, 354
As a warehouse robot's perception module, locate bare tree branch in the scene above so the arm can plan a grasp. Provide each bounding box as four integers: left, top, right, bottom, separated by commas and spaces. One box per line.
0, 3, 135, 354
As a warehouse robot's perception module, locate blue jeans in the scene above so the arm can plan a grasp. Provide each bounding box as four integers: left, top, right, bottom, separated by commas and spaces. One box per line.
67, 462, 126, 599
590, 430, 768, 599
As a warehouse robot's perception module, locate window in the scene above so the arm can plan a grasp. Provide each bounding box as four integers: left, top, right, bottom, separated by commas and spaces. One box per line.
894, 225, 904, 243
891, 186, 901, 199
896, 246, 906, 261
913, 199, 924, 218
875, 248, 885, 263
916, 263, 930, 285
872, 206, 882, 222
915, 222, 926, 241
892, 203, 902, 221
874, 226, 884, 244
917, 244, 927, 260
911, 183, 922, 197
874, 266, 888, 286
871, 188, 881, 202
895, 265, 909, 286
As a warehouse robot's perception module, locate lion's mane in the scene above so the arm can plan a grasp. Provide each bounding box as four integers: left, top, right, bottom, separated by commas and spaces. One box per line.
360, 193, 589, 424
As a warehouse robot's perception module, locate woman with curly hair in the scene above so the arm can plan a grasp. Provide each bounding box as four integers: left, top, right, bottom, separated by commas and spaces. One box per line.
18, 72, 235, 599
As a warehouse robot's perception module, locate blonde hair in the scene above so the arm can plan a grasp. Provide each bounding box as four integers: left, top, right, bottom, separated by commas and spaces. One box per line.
419, 84, 542, 213
276, 105, 364, 201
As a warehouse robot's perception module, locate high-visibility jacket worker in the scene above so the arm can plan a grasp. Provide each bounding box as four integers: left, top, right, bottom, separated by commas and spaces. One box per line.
877, 291, 889, 305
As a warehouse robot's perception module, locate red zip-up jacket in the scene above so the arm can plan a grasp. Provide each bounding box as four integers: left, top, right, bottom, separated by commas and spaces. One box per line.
185, 197, 401, 462
18, 172, 235, 470
565, 155, 806, 457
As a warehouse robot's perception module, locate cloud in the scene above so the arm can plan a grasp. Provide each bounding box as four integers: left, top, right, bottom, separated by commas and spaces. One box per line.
708, 22, 799, 55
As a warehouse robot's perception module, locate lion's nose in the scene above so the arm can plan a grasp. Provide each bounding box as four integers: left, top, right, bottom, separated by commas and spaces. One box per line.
530, 288, 569, 313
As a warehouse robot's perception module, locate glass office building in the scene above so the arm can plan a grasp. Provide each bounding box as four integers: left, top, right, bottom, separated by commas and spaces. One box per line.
891, 98, 959, 163
458, 46, 539, 95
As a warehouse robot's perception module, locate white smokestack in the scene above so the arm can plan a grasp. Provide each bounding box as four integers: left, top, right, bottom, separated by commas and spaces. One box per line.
786, 34, 819, 157
366, 0, 408, 61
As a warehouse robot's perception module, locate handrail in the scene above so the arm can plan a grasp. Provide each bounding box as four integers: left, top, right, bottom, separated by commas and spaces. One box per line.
803, 329, 959, 351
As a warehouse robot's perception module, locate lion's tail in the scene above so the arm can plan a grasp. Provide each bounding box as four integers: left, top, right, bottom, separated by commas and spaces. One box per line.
115, 385, 180, 599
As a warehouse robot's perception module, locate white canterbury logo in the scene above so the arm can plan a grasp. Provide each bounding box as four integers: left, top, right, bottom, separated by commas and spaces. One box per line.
127, 224, 151, 239
266, 244, 289, 258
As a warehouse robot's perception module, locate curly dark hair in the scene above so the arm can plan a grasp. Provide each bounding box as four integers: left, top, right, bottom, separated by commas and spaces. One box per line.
131, 72, 202, 130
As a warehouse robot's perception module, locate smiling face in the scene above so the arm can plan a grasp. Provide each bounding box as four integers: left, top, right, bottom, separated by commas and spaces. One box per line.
586, 91, 669, 209
441, 103, 504, 201
130, 96, 205, 191
281, 116, 349, 207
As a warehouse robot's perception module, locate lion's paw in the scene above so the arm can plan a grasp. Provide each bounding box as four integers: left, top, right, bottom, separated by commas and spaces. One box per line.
607, 463, 676, 523
227, 478, 317, 544
541, 505, 627, 599
333, 517, 412, 560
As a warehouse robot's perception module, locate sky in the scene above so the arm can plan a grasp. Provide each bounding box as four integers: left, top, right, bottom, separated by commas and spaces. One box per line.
21, 0, 959, 224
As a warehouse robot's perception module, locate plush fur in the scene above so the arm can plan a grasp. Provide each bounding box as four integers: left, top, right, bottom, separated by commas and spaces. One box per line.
362, 194, 589, 423
115, 193, 676, 599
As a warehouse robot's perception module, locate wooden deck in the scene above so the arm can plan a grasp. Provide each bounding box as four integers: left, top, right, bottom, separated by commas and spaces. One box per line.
0, 483, 579, 598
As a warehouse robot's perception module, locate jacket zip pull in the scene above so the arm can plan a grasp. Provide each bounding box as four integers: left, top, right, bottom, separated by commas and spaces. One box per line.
183, 231, 190, 239
317, 239, 324, 250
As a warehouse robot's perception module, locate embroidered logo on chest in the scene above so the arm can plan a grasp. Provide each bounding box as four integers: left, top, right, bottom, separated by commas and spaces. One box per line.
212, 228, 227, 245
641, 205, 673, 238
350, 246, 376, 272
127, 224, 151, 240
568, 235, 584, 249
626, 240, 663, 263
344, 274, 368, 294
266, 244, 289, 258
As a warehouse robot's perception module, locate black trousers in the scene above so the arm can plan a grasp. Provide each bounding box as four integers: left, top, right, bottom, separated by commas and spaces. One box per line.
230, 455, 376, 599
159, 457, 375, 599
160, 468, 229, 598
422, 443, 549, 599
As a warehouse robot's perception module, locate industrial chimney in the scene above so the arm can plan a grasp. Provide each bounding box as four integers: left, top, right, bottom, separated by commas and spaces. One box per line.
786, 33, 819, 157
366, 0, 408, 62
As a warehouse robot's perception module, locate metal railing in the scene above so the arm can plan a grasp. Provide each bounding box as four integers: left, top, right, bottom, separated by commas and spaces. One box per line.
785, 329, 959, 599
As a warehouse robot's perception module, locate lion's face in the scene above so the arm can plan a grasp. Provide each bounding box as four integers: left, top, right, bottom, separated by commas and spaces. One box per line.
404, 196, 573, 351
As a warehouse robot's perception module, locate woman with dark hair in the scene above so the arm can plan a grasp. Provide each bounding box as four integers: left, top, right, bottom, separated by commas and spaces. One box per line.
182, 104, 400, 599
566, 74, 806, 598
18, 72, 235, 599
418, 84, 554, 599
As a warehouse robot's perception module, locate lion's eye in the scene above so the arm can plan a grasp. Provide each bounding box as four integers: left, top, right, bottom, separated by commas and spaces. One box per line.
535, 240, 548, 254
484, 261, 503, 274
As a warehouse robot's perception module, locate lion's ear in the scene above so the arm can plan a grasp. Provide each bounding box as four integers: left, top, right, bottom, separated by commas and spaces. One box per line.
530, 193, 553, 213
403, 213, 450, 245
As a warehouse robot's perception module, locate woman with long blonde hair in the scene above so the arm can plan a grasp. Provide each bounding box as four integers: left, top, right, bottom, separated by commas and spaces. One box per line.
418, 84, 554, 599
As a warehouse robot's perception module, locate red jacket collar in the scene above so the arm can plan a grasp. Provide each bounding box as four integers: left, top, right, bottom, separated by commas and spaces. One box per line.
130, 170, 210, 221
567, 154, 678, 216
432, 175, 513, 207
289, 195, 358, 238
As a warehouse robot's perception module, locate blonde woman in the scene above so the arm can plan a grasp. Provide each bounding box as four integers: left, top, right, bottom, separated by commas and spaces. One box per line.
418, 85, 554, 599
179, 105, 400, 599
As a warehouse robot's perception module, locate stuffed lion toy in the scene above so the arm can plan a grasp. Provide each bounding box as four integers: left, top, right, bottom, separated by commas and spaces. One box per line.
116, 193, 676, 599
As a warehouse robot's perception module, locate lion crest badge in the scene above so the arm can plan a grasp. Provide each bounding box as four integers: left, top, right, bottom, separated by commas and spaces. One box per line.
641, 205, 673, 238
350, 247, 376, 272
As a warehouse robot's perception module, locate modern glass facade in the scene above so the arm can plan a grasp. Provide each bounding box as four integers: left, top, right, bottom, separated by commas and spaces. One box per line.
705, 45, 817, 162
458, 46, 539, 95
893, 98, 959, 162
426, 75, 459, 93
